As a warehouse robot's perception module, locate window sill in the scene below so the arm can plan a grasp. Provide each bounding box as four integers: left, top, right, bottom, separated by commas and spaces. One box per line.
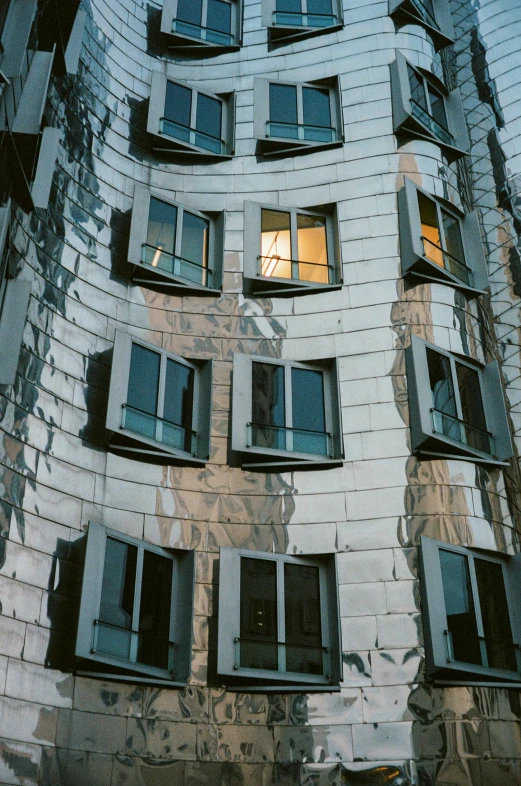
150, 130, 233, 160
109, 429, 208, 466
132, 262, 221, 296
163, 32, 241, 54
429, 662, 521, 684
416, 447, 510, 468
396, 115, 467, 161
241, 454, 343, 471
246, 276, 342, 298
268, 21, 343, 45
404, 260, 486, 297
256, 136, 343, 158
76, 669, 188, 688
222, 681, 341, 693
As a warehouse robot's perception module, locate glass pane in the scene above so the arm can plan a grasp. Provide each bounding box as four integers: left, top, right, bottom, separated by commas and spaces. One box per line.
145, 198, 177, 272
138, 551, 173, 670
127, 344, 160, 428
240, 557, 278, 670
164, 359, 194, 453
297, 213, 328, 283
195, 93, 222, 140
252, 362, 286, 450
302, 87, 331, 128
164, 81, 192, 128
475, 559, 517, 672
291, 367, 327, 455
207, 0, 232, 34
439, 549, 481, 665
408, 66, 428, 112
97, 538, 137, 659
455, 362, 489, 452
276, 0, 301, 10
176, 0, 202, 25
428, 85, 449, 132
180, 211, 209, 283
427, 349, 461, 442
261, 209, 292, 279
269, 84, 298, 136
418, 192, 443, 267
308, 0, 333, 13
285, 563, 323, 674
441, 209, 465, 266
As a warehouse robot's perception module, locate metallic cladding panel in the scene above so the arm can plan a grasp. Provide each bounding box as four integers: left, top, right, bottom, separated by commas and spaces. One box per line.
0, 0, 520, 784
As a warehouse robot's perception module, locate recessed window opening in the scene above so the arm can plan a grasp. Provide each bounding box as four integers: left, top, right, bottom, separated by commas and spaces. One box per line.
418, 192, 470, 286
260, 208, 329, 284
162, 81, 224, 155
409, 0, 437, 29
145, 197, 210, 287
407, 64, 451, 144
173, 0, 235, 44
274, 0, 338, 28
268, 83, 335, 143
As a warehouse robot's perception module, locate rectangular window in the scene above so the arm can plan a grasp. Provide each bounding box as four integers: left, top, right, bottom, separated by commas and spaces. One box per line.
218, 548, 342, 686
407, 64, 451, 145
420, 537, 521, 681
406, 336, 513, 464
263, 0, 342, 41
398, 176, 488, 293
231, 352, 342, 468
164, 0, 241, 49
106, 331, 213, 463
244, 201, 340, 295
76, 522, 195, 683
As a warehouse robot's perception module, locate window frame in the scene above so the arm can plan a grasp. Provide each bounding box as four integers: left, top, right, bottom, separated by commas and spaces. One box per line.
420, 536, 521, 682
217, 547, 342, 687
406, 335, 513, 465
106, 330, 213, 464
128, 185, 224, 294
231, 352, 343, 469
243, 200, 342, 296
391, 52, 469, 161
389, 0, 454, 50
261, 0, 343, 44
161, 0, 242, 52
75, 521, 196, 684
399, 176, 488, 295
147, 72, 235, 159
253, 76, 343, 157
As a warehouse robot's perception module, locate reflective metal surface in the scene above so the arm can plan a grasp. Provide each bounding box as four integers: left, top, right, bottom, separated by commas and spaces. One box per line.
0, 0, 520, 783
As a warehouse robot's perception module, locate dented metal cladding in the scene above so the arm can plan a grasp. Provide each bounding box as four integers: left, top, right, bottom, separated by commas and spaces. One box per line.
0, 0, 520, 784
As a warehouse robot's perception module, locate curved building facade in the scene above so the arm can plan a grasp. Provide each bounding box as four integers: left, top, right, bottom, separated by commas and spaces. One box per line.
0, 0, 521, 784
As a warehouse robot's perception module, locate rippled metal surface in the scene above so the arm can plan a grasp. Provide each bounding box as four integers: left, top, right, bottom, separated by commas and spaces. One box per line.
0, 0, 520, 783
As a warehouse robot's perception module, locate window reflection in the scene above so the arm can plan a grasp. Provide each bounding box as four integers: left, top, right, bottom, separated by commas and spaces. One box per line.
260, 208, 329, 284
240, 557, 278, 670
261, 209, 292, 278
297, 213, 328, 282
284, 562, 322, 674
475, 559, 517, 671
97, 538, 137, 660
440, 549, 481, 665
252, 361, 285, 450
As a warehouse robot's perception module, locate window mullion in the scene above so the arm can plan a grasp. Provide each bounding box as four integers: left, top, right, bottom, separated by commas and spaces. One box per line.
297, 85, 304, 126
449, 356, 464, 422
174, 207, 183, 276
423, 76, 432, 116
435, 203, 446, 252
202, 0, 209, 26
168, 559, 178, 675
290, 211, 299, 280
131, 545, 144, 663
190, 90, 197, 131
277, 559, 286, 673
285, 363, 293, 452
468, 555, 488, 667
156, 352, 167, 448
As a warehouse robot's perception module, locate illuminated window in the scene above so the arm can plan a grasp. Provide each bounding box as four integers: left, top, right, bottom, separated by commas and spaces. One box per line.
243, 201, 341, 295
420, 537, 521, 682
128, 186, 223, 293
398, 176, 488, 293
76, 522, 195, 683
217, 548, 342, 686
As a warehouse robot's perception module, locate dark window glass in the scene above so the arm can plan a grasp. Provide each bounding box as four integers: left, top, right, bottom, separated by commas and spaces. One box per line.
418, 192, 443, 267
455, 362, 488, 452
181, 211, 209, 277
475, 559, 517, 672
177, 0, 202, 25
285, 562, 322, 674
261, 209, 292, 279
97, 538, 138, 660
127, 345, 160, 417
308, 0, 333, 13
428, 85, 448, 131
408, 66, 428, 112
440, 549, 481, 665
195, 93, 222, 141
207, 0, 232, 33
164, 359, 194, 453
291, 367, 327, 454
441, 209, 465, 267
252, 362, 285, 450
302, 87, 331, 128
138, 551, 173, 670
270, 83, 298, 125
427, 349, 460, 442
164, 81, 192, 128
240, 558, 278, 670
146, 198, 177, 270
276, 0, 301, 11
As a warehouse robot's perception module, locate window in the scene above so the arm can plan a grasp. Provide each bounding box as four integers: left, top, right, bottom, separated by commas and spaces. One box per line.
217, 548, 342, 687
407, 336, 513, 465
0, 0, 37, 78
161, 0, 242, 51
420, 537, 521, 682
106, 331, 213, 464
391, 52, 469, 160
147, 73, 234, 158
254, 77, 342, 156
262, 0, 343, 43
399, 177, 488, 293
389, 0, 454, 50
0, 201, 31, 385
231, 353, 343, 468
128, 186, 223, 293
243, 201, 341, 295
76, 522, 195, 683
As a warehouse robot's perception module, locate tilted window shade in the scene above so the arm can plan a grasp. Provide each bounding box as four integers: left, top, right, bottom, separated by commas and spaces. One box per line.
389, 0, 454, 50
